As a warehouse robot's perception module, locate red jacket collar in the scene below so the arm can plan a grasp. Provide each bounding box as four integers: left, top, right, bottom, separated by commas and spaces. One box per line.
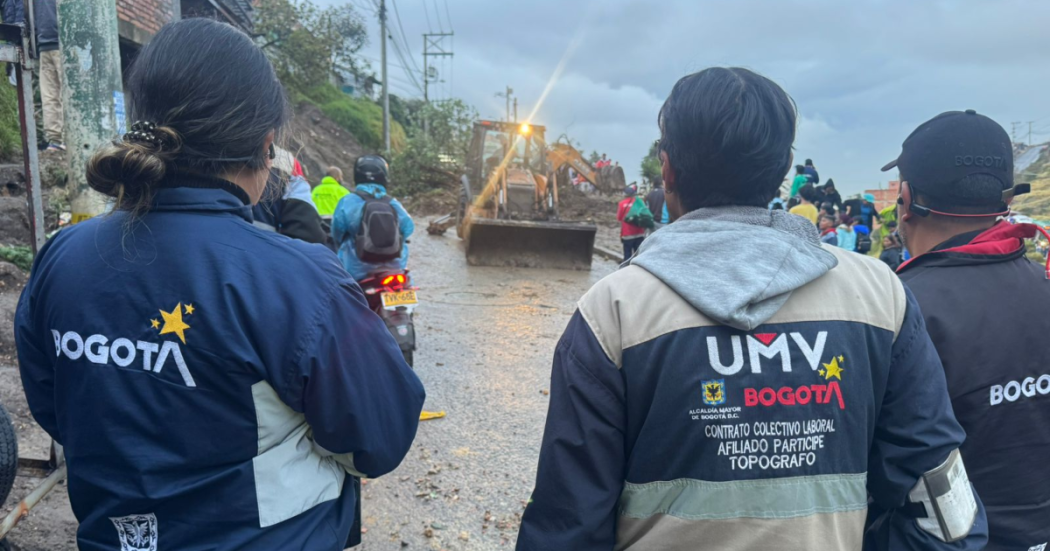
897, 221, 1049, 277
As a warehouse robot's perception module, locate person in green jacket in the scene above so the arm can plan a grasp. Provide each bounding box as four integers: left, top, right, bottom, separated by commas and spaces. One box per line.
312, 166, 350, 216
789, 164, 808, 197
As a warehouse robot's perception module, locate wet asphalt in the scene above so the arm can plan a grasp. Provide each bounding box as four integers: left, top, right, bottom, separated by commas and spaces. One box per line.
357, 229, 616, 550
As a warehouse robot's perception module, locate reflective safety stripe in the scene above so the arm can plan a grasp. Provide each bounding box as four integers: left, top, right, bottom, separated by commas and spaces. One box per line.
251, 381, 346, 528
619, 473, 868, 521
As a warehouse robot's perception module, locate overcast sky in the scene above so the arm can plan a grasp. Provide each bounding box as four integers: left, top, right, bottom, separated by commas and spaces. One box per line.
317, 0, 1050, 196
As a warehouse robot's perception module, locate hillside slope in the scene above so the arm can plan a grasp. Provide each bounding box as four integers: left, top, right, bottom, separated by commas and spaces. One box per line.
1013, 144, 1050, 222
285, 101, 368, 182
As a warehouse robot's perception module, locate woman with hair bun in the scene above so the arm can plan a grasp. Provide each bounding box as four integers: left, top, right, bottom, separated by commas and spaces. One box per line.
14, 18, 424, 550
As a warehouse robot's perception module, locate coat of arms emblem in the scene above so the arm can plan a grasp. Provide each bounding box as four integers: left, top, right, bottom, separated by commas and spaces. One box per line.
111, 513, 158, 551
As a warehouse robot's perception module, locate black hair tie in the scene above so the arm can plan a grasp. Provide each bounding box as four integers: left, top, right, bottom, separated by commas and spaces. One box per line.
124, 121, 165, 146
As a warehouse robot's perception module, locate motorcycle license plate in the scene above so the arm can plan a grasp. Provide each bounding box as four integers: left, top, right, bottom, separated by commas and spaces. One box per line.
382, 290, 418, 308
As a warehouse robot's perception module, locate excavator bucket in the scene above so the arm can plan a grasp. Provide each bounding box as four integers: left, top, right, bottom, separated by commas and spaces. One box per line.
465, 218, 597, 270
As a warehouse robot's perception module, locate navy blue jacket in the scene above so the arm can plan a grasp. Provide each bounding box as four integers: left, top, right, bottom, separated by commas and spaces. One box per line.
16, 176, 425, 550
899, 221, 1050, 551
518, 215, 986, 551
0, 0, 24, 25
33, 0, 56, 51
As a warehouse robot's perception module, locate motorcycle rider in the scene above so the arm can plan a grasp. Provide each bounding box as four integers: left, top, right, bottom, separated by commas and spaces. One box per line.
331, 155, 414, 281
888, 109, 1050, 550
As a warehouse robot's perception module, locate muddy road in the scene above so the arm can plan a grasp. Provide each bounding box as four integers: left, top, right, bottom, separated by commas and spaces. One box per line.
356, 230, 616, 550
0, 224, 617, 550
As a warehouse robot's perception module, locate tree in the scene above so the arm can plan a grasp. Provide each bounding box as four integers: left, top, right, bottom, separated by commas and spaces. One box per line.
390, 99, 480, 196
253, 0, 369, 96
389, 95, 426, 133
640, 139, 660, 183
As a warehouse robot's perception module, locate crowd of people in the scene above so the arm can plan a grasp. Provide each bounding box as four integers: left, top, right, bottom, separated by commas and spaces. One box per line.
771, 168, 907, 270
7, 15, 1050, 551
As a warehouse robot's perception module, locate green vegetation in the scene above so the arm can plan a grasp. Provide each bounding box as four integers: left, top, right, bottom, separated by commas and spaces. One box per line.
1012, 146, 1050, 222
640, 140, 660, 184
253, 0, 482, 197
255, 0, 407, 151
389, 99, 478, 196
254, 0, 369, 95
301, 83, 407, 151
0, 68, 22, 161
0, 245, 32, 272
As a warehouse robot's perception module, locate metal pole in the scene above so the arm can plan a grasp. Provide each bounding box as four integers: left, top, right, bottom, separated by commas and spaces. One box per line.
505, 86, 512, 122
423, 33, 429, 103
380, 0, 390, 154
59, 0, 124, 224
0, 465, 67, 540
513, 98, 518, 123
15, 57, 44, 252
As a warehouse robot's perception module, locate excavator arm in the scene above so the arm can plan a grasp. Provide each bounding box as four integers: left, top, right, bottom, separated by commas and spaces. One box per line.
546, 143, 626, 195
547, 144, 600, 187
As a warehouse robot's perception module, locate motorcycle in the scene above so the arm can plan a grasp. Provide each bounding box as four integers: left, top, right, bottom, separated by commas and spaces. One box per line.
358, 270, 417, 367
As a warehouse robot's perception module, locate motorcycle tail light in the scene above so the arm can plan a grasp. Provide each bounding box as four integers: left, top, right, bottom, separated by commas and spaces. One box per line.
381, 275, 395, 286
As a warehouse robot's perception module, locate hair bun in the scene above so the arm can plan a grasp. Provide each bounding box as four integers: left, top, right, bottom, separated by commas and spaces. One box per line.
86, 126, 182, 204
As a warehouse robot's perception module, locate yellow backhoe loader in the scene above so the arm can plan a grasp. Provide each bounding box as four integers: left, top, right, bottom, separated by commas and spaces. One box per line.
452, 120, 597, 270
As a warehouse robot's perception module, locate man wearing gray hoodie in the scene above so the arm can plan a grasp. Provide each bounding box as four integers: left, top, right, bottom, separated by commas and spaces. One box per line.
517, 68, 987, 551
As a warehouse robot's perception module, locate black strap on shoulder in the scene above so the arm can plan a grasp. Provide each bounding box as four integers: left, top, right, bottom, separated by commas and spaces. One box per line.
354, 189, 393, 203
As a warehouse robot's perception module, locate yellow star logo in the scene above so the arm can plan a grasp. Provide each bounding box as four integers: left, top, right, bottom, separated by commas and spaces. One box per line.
150, 319, 160, 329
822, 356, 845, 381
185, 304, 195, 315
159, 303, 191, 344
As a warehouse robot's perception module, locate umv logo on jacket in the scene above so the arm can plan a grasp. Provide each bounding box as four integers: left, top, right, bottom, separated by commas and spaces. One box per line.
704, 332, 847, 410
707, 331, 828, 375
51, 302, 197, 388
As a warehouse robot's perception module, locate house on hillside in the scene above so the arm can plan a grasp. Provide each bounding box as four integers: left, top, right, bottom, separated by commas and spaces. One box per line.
117, 0, 255, 72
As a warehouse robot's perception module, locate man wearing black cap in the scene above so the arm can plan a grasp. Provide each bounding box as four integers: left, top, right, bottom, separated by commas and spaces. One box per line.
885, 109, 1050, 551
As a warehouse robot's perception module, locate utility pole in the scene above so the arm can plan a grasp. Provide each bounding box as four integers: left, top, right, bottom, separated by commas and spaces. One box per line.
1029, 121, 1034, 146
1011, 121, 1020, 143
505, 86, 512, 122
60, 0, 123, 224
380, 0, 390, 154
422, 32, 453, 103
494, 86, 513, 122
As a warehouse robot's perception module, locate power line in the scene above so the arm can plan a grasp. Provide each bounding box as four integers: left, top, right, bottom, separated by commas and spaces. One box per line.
350, 0, 377, 16
389, 0, 423, 75
388, 35, 424, 93
421, 0, 434, 32
441, 0, 453, 32
431, 0, 443, 33
359, 54, 416, 73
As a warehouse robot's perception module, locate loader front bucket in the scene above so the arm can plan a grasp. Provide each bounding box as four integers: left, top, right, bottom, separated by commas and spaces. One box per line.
465, 218, 597, 270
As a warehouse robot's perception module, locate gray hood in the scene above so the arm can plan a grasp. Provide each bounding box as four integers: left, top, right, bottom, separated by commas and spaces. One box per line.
630, 206, 838, 331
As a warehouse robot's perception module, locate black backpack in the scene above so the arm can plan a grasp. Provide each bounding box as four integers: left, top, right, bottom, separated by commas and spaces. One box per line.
855, 232, 872, 254
355, 190, 402, 262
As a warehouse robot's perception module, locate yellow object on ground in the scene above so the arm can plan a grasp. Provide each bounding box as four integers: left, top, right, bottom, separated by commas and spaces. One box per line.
420, 411, 446, 421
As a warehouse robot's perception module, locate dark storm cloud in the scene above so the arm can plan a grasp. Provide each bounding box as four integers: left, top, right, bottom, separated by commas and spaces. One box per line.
318, 0, 1050, 193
